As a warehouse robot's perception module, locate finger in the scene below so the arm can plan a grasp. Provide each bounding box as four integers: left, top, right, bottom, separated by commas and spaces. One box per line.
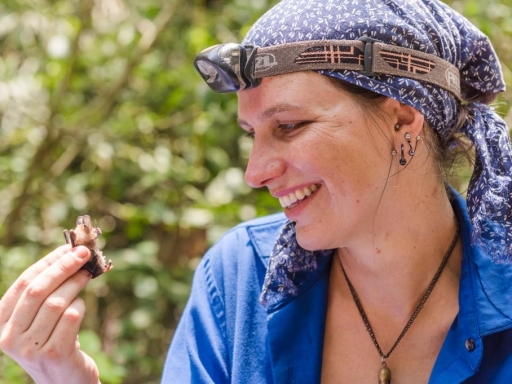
40, 297, 86, 359
5, 246, 91, 334
24, 270, 92, 348
0, 245, 72, 324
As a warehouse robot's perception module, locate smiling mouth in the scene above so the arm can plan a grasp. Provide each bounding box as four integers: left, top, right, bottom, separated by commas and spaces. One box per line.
278, 184, 320, 208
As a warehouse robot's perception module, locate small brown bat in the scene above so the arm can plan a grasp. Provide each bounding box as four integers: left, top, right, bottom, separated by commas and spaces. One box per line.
63, 215, 113, 278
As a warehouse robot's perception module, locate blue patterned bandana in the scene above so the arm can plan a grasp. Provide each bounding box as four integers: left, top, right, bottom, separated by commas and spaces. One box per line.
242, 0, 512, 304
259, 221, 333, 307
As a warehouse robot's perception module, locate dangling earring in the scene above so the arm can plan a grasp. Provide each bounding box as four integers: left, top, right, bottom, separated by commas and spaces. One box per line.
405, 133, 414, 156
392, 124, 401, 162
399, 144, 407, 166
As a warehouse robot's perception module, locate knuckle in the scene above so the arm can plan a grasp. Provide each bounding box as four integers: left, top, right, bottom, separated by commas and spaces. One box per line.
2, 276, 32, 305
25, 284, 46, 300
63, 299, 85, 323
44, 297, 67, 313
63, 309, 81, 324
41, 345, 63, 362
14, 276, 31, 294
18, 345, 37, 361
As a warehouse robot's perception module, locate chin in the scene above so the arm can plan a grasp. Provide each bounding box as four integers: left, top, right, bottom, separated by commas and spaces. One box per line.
295, 227, 333, 252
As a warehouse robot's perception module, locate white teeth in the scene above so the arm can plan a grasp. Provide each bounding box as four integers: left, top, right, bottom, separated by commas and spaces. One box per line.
278, 184, 319, 208
280, 195, 291, 208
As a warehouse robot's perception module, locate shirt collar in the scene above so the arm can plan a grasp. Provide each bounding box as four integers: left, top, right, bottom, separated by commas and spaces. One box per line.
258, 220, 333, 310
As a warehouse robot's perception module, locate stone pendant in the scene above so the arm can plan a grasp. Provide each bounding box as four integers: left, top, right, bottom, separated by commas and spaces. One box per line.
378, 361, 391, 384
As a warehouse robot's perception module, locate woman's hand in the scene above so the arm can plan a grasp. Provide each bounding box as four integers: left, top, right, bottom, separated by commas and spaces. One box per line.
0, 245, 100, 384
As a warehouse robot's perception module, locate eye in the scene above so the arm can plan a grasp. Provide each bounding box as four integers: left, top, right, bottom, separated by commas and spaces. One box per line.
279, 123, 299, 130
277, 121, 309, 135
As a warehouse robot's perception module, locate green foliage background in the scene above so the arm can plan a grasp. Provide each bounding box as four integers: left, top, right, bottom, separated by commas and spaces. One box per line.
0, 0, 511, 383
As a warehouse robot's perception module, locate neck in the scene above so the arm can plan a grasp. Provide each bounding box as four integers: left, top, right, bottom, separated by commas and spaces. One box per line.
336, 182, 461, 316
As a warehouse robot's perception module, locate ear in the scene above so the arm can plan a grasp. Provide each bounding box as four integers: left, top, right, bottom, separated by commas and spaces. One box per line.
382, 98, 424, 137
381, 99, 425, 166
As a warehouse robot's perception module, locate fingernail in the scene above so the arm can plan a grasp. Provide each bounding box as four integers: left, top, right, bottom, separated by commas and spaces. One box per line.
75, 246, 91, 260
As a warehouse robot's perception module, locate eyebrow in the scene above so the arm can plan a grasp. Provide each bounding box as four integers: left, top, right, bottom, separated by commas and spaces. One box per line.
237, 102, 303, 128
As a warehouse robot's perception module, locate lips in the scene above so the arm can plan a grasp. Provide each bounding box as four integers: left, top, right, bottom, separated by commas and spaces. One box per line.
278, 184, 319, 208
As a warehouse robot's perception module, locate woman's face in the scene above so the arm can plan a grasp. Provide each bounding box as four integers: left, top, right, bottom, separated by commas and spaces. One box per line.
237, 72, 397, 251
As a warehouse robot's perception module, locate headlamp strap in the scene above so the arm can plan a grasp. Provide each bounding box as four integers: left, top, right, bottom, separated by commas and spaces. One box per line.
249, 38, 461, 100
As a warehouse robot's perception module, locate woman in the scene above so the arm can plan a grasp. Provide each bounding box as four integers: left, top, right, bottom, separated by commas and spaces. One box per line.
1, 0, 512, 383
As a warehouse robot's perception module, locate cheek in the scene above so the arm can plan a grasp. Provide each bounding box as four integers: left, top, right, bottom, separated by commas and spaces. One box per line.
317, 152, 384, 205
290, 125, 385, 188
304, 136, 364, 178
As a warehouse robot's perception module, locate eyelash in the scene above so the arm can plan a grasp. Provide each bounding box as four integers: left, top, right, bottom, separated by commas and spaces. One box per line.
243, 122, 309, 140
279, 123, 300, 130
277, 121, 309, 136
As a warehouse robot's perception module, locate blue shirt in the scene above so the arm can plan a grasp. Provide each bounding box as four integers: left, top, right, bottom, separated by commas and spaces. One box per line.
162, 194, 512, 383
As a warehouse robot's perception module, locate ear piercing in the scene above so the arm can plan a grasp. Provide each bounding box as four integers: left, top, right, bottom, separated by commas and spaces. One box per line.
405, 133, 415, 156
399, 144, 407, 165
392, 131, 421, 166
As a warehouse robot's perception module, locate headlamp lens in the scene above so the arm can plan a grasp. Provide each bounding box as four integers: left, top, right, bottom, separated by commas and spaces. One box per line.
193, 44, 259, 93
195, 60, 219, 84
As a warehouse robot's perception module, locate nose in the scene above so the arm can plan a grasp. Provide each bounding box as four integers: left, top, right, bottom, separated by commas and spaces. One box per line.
245, 138, 286, 189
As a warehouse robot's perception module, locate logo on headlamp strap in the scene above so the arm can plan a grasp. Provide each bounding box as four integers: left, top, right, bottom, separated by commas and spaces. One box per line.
445, 67, 461, 94
255, 53, 277, 72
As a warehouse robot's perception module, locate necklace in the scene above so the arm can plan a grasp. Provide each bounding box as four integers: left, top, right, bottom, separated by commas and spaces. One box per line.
337, 223, 459, 384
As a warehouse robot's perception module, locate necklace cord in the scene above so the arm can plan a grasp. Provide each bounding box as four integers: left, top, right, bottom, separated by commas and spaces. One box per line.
338, 221, 460, 360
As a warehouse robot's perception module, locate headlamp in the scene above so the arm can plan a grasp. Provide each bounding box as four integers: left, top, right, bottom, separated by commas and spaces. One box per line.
193, 43, 259, 93
193, 39, 462, 100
